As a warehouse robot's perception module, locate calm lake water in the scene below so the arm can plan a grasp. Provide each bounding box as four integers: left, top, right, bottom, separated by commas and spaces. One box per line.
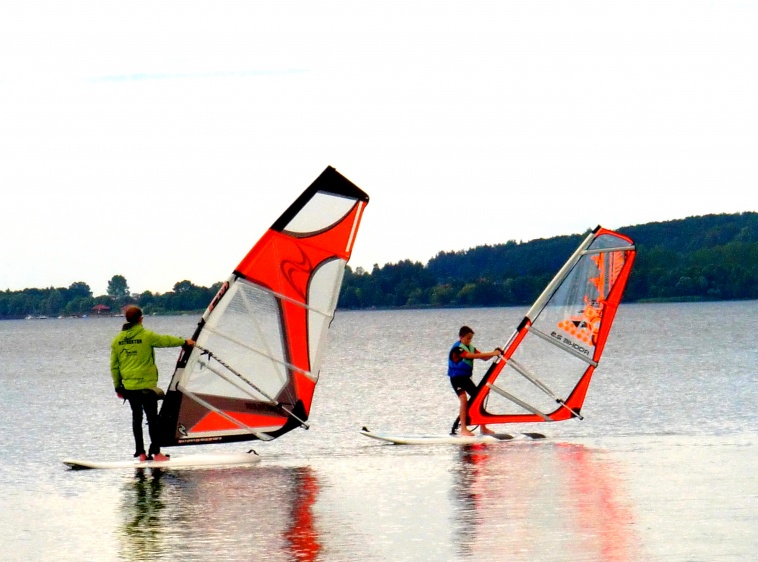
0, 302, 756, 561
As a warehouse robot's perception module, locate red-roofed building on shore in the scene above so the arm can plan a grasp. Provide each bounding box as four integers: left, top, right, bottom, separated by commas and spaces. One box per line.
92, 304, 111, 315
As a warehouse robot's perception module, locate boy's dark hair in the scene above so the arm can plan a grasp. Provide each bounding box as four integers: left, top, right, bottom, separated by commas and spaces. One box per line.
459, 326, 474, 337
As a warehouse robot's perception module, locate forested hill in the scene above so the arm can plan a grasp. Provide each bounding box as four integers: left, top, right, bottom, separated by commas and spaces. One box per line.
1, 212, 756, 319
338, 212, 758, 308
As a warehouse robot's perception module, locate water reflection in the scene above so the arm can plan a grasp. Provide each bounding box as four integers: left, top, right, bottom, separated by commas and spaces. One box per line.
283, 467, 321, 562
120, 469, 167, 559
451, 442, 640, 562
451, 443, 487, 560
117, 465, 322, 561
553, 444, 638, 562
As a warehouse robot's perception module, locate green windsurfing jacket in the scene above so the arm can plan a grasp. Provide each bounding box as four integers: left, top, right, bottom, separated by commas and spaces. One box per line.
110, 323, 187, 390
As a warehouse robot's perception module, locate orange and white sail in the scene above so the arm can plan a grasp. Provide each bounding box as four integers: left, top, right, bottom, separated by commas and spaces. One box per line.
467, 226, 636, 426
158, 167, 368, 446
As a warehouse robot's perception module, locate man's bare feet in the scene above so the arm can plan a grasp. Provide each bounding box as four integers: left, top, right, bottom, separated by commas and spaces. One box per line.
461, 428, 475, 437
480, 426, 495, 435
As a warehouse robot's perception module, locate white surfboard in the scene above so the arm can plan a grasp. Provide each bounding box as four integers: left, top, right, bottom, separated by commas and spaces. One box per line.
359, 427, 545, 445
63, 451, 261, 470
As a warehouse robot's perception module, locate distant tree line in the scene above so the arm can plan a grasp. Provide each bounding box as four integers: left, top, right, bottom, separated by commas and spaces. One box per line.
338, 212, 758, 308
1, 212, 756, 319
0, 276, 222, 320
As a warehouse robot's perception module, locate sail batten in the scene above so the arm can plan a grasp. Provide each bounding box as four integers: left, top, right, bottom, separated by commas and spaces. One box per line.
195, 354, 278, 404
468, 226, 635, 426
582, 244, 632, 255
231, 279, 340, 319
486, 383, 553, 420
158, 167, 369, 447
526, 325, 598, 366
198, 325, 316, 381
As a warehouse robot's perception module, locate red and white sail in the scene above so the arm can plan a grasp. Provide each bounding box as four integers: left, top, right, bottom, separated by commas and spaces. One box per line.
468, 226, 636, 426
158, 167, 368, 446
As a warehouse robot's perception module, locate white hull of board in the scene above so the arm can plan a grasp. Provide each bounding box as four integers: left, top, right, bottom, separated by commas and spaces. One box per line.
63, 451, 261, 470
359, 428, 545, 445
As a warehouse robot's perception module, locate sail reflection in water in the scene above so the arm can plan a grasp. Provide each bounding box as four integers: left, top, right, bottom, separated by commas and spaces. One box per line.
450, 443, 641, 561
117, 466, 321, 562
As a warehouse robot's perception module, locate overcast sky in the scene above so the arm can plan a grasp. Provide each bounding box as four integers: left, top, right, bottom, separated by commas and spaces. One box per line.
1, 1, 756, 296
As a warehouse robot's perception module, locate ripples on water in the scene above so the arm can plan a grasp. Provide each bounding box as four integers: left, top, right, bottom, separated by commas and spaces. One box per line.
0, 302, 755, 561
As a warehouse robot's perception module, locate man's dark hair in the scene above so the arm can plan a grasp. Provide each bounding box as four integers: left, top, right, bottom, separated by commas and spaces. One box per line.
125, 306, 143, 324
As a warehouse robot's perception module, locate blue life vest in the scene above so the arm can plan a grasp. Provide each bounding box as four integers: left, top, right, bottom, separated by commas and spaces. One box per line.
448, 341, 475, 377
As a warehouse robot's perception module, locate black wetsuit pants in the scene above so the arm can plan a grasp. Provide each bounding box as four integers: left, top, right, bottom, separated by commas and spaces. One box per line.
125, 389, 161, 456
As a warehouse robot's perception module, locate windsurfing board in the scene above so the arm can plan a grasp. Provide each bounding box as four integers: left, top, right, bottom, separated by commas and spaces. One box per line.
63, 451, 261, 470
359, 427, 545, 445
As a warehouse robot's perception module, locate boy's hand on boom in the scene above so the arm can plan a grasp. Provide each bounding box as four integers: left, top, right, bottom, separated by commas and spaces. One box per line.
185, 339, 196, 347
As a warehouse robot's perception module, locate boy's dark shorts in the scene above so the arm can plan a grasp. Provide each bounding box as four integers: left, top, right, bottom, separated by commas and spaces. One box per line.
450, 375, 477, 397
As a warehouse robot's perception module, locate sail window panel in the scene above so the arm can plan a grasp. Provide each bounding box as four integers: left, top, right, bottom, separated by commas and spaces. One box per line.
593, 233, 633, 252
532, 298, 600, 358
547, 255, 604, 311
585, 234, 633, 297
487, 332, 590, 416
284, 192, 357, 235
306, 259, 346, 377
531, 250, 609, 361
186, 279, 289, 401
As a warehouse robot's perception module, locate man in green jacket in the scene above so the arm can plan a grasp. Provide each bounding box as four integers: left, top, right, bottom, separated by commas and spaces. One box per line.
111, 306, 195, 462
